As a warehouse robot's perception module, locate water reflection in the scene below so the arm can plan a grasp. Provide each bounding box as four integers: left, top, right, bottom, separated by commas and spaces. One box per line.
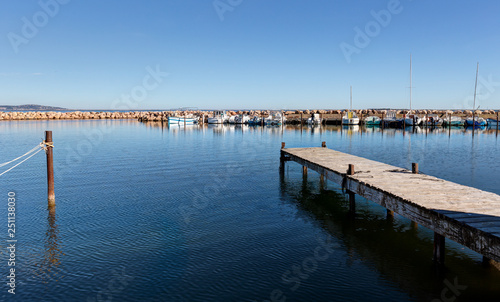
35, 206, 63, 283
279, 173, 500, 301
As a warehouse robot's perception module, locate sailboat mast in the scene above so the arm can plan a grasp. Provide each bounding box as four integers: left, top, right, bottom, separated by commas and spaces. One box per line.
410, 54, 412, 114
473, 62, 479, 111
350, 86, 352, 112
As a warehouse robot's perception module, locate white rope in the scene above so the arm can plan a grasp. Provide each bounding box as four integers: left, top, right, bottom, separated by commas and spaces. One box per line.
0, 143, 43, 168
0, 147, 43, 177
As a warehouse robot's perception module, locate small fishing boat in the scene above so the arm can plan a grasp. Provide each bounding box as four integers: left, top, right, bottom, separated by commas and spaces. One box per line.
307, 114, 322, 125
382, 110, 402, 128
248, 116, 262, 125
207, 110, 228, 124
364, 116, 381, 126
168, 116, 197, 125
444, 115, 464, 127
264, 111, 285, 126
235, 114, 250, 124
487, 118, 499, 127
342, 86, 359, 125
424, 114, 444, 127
465, 116, 487, 127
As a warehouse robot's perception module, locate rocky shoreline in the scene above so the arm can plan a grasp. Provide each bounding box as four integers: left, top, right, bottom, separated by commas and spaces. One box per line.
0, 109, 498, 121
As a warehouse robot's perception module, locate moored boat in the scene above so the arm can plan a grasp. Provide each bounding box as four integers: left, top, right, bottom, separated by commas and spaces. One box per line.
307, 113, 322, 125
207, 110, 228, 124
168, 116, 197, 125
342, 86, 359, 125
364, 116, 381, 126
465, 117, 487, 127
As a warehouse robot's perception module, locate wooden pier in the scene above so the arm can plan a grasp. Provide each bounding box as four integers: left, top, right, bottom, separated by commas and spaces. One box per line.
280, 143, 500, 265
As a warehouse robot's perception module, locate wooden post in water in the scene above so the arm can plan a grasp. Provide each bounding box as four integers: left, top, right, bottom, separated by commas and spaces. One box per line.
381, 112, 385, 129
410, 163, 419, 229
319, 142, 326, 190
433, 232, 445, 265
45, 131, 55, 207
302, 166, 308, 178
280, 142, 286, 175
300, 112, 303, 126
496, 111, 499, 131
347, 164, 355, 215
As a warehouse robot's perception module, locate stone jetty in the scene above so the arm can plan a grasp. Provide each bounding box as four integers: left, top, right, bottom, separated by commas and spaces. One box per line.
0, 109, 497, 122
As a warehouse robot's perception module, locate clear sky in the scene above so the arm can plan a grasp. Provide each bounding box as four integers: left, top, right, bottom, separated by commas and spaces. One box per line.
1, 0, 499, 110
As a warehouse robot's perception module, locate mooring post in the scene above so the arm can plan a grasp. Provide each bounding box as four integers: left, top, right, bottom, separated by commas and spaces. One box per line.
497, 111, 499, 131
280, 142, 286, 174
302, 166, 308, 178
347, 164, 355, 215
387, 209, 394, 219
412, 163, 419, 174
322, 141, 326, 148
45, 131, 55, 207
433, 232, 445, 265
300, 112, 303, 125
410, 162, 419, 228
381, 112, 385, 129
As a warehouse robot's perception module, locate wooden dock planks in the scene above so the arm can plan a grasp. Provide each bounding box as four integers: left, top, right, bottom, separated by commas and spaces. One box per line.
281, 147, 500, 263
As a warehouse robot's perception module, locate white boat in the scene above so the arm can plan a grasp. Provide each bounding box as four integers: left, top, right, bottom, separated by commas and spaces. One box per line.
168, 116, 196, 125
227, 115, 236, 124
264, 111, 285, 126
207, 110, 228, 124
342, 86, 359, 125
234, 114, 250, 124
445, 115, 464, 126
306, 113, 322, 125
424, 114, 444, 126
465, 116, 487, 127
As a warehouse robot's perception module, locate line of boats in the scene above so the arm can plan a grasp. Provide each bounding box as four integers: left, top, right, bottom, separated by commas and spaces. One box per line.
340, 111, 497, 127
167, 110, 287, 126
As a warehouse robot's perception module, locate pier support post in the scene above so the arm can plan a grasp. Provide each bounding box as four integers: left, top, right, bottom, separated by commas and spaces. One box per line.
433, 233, 445, 265
497, 111, 499, 131
410, 163, 419, 228
45, 131, 55, 207
347, 164, 355, 215
412, 163, 419, 175
280, 142, 286, 174
321, 141, 326, 148
483, 256, 492, 267
302, 166, 308, 178
387, 209, 394, 219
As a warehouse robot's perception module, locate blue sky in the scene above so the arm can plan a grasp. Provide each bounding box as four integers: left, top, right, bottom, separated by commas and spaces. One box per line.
1, 0, 499, 110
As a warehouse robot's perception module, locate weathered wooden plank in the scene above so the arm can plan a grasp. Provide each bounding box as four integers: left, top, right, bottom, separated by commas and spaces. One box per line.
282, 147, 500, 262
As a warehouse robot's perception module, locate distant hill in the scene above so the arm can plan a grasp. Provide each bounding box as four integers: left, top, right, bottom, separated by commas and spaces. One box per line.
0, 104, 67, 110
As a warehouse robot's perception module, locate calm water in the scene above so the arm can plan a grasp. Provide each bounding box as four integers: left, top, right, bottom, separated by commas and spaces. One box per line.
1, 120, 500, 301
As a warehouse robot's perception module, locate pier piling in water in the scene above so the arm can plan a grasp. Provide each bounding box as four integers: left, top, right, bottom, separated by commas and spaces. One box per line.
45, 131, 55, 207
